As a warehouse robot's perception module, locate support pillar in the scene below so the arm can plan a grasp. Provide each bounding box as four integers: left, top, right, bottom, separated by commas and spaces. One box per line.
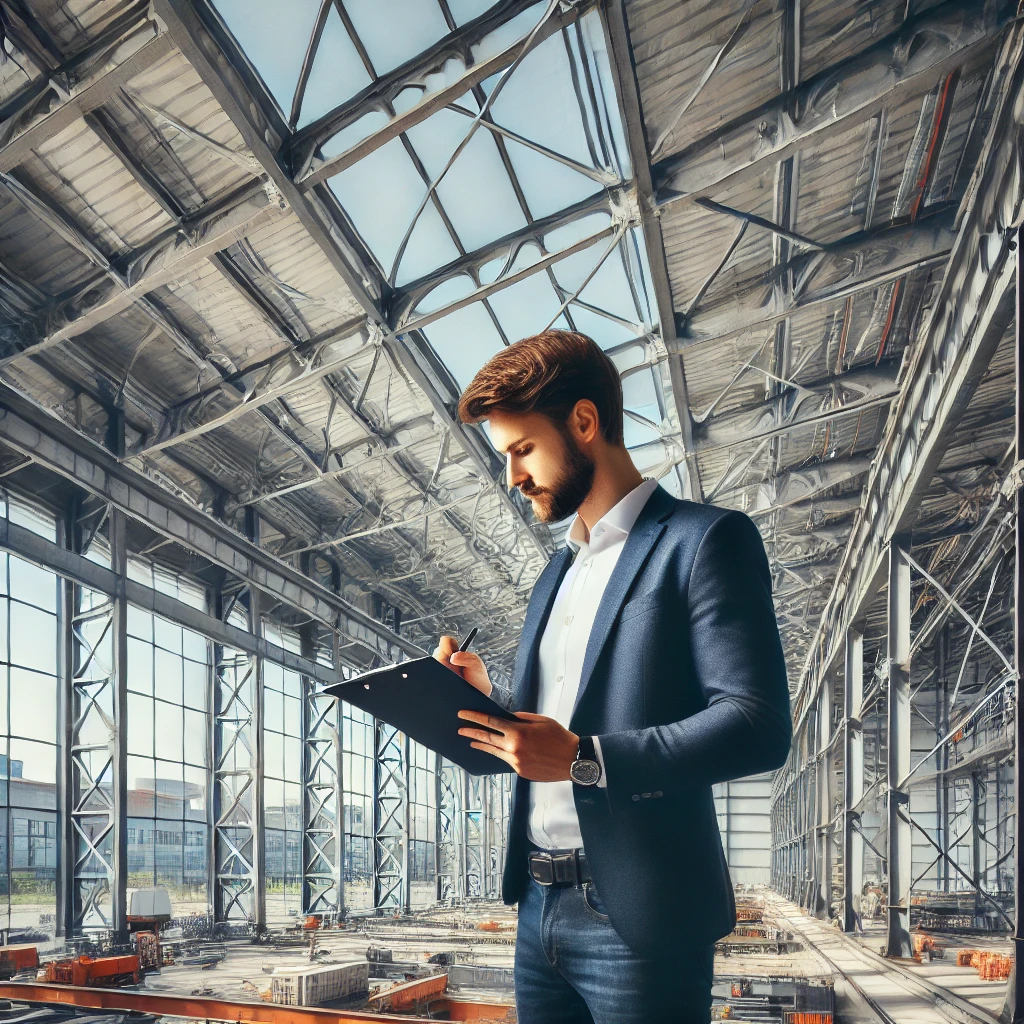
843, 629, 864, 932
817, 674, 834, 918
300, 625, 344, 917
936, 626, 951, 891
886, 536, 913, 958
1004, 222, 1023, 1024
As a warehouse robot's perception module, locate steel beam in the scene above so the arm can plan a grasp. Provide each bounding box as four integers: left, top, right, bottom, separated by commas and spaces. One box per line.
127, 322, 372, 458
388, 188, 618, 326
653, 1, 1011, 205
0, 182, 280, 366
787, 21, 1024, 738
0, 384, 418, 662
842, 629, 864, 932
289, 1, 592, 189
0, 9, 174, 172
886, 536, 913, 958
678, 210, 957, 348
695, 365, 898, 452
597, 0, 700, 498
153, 0, 550, 564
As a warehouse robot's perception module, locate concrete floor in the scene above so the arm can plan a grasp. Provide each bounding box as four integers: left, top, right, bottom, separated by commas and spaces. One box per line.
135, 892, 1014, 1023
771, 894, 1004, 1023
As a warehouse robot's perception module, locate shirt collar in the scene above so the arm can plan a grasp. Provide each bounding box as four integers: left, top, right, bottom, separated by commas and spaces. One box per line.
566, 477, 659, 555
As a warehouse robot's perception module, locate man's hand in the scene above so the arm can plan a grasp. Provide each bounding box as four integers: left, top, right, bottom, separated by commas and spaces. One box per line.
433, 635, 492, 697
456, 710, 579, 782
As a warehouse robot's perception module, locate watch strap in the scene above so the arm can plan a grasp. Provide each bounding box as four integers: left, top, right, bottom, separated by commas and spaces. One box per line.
575, 734, 597, 763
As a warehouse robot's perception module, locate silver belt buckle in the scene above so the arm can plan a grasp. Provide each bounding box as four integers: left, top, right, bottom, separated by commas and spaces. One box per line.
529, 851, 555, 886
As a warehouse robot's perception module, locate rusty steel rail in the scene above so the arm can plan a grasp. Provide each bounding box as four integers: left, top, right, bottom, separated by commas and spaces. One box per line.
0, 981, 513, 1023
0, 981, 419, 1023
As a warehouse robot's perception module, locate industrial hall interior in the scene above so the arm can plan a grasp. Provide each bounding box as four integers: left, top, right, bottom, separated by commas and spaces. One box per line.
2, 0, 1024, 1020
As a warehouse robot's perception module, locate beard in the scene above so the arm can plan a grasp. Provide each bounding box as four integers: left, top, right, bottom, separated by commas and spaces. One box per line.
520, 426, 595, 523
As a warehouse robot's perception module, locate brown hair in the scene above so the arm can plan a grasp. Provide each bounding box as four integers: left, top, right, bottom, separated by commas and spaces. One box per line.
457, 330, 624, 445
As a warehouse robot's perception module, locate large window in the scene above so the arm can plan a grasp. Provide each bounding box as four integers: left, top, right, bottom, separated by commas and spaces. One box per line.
342, 701, 374, 910
126, 561, 210, 915
408, 740, 436, 906
2, 499, 59, 944
262, 624, 302, 925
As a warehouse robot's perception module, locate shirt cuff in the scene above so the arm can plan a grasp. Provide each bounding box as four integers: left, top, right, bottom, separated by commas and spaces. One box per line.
592, 734, 608, 788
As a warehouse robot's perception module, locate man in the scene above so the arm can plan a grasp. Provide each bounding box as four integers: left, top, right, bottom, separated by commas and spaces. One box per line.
432, 330, 791, 1023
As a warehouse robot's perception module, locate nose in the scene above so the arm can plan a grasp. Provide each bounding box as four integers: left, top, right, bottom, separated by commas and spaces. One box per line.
505, 454, 528, 491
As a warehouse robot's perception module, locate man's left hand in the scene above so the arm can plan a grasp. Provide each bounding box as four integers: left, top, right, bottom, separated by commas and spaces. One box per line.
457, 710, 578, 781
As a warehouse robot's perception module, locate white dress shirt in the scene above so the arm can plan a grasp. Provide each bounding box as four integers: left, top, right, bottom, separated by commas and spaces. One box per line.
526, 477, 660, 850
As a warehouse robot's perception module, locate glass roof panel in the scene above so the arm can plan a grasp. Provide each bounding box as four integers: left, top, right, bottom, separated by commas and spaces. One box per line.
471, 5, 548, 62
486, 274, 571, 342
297, 5, 374, 127
487, 30, 597, 169
544, 211, 612, 252
320, 111, 390, 160
344, 0, 451, 76
623, 418, 662, 448
214, 0, 321, 118
327, 137, 460, 282
423, 302, 506, 390
404, 106, 528, 251
551, 239, 643, 326
499, 138, 598, 218
415, 275, 477, 315
447, 0, 501, 26
563, 302, 640, 348
580, 12, 632, 178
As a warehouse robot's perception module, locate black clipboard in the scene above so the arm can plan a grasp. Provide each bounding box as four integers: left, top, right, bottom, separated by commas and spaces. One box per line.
321, 656, 518, 775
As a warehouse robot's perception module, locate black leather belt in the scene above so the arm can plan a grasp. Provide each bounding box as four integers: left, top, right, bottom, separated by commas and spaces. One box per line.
528, 847, 592, 887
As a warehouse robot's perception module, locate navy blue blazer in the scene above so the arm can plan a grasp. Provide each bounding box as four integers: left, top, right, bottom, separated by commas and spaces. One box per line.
491, 482, 791, 954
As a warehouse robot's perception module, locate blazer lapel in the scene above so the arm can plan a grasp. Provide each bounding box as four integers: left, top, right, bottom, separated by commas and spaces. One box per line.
570, 484, 676, 722
511, 546, 574, 710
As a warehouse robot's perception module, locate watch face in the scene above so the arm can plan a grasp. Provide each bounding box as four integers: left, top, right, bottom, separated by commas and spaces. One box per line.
571, 759, 601, 785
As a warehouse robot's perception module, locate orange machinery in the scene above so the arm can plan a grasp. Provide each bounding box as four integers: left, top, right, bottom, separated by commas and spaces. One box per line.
0, 945, 38, 977
44, 955, 140, 987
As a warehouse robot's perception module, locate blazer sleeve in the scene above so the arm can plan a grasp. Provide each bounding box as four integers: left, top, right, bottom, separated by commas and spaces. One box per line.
597, 510, 792, 796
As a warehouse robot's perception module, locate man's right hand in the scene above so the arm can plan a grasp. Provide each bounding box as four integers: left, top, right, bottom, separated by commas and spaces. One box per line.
433, 635, 493, 698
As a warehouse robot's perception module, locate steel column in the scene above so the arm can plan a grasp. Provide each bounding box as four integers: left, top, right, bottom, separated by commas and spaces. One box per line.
1010, 222, 1024, 1022
817, 673, 834, 918
886, 536, 913, 958
936, 626, 951, 892
843, 629, 864, 932
300, 627, 344, 916
211, 517, 265, 931
372, 721, 407, 912
67, 499, 125, 935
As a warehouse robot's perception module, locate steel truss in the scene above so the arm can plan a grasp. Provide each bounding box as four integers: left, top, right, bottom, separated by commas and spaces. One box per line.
64, 499, 128, 938
770, 24, 1024, 1003
300, 628, 345, 917
373, 723, 408, 912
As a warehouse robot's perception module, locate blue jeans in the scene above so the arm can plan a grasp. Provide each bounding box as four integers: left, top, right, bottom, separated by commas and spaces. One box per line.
514, 871, 715, 1023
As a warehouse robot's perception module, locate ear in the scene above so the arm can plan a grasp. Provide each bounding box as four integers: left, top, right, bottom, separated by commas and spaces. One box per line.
570, 399, 601, 444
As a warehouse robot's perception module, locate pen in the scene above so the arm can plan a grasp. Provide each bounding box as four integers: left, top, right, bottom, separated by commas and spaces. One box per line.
458, 627, 478, 652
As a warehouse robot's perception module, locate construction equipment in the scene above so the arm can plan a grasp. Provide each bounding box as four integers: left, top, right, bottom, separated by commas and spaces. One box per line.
44, 955, 140, 987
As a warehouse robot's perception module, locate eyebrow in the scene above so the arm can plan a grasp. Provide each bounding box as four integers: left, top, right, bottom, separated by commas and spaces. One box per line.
503, 436, 529, 453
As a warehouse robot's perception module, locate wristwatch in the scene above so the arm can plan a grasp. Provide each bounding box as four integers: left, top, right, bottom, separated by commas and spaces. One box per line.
570, 735, 601, 786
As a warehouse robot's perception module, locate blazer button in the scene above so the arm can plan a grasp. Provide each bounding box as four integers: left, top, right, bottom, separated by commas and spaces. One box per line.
631, 794, 640, 801
642, 792, 651, 799
654, 790, 663, 798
